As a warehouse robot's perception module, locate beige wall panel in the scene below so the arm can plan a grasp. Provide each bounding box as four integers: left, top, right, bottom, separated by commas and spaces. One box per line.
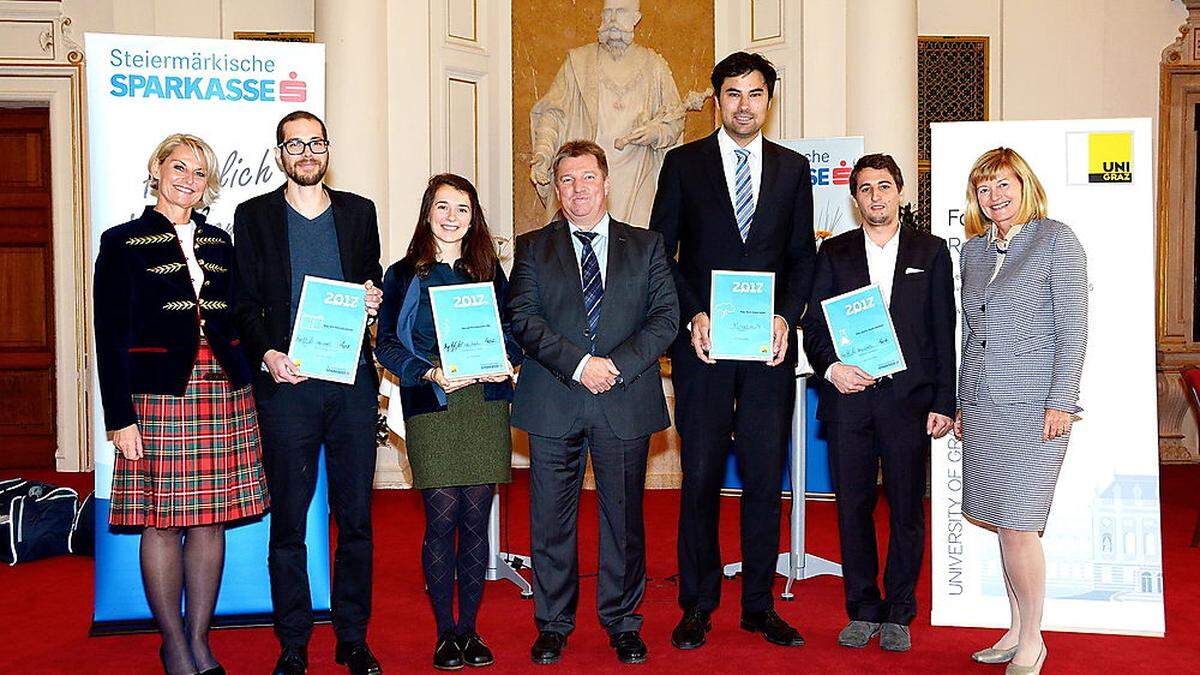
222, 0, 314, 37
918, 0, 1001, 120
111, 0, 155, 35
151, 0, 220, 37
448, 0, 477, 41
512, 0, 715, 236
0, 21, 56, 60
446, 77, 479, 183
802, 0, 846, 137
751, 0, 782, 42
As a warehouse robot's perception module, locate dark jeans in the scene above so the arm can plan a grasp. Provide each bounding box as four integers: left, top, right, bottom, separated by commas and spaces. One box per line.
256, 362, 379, 647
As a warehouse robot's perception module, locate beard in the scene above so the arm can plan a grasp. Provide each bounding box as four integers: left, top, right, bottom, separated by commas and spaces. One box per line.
598, 23, 634, 53
285, 158, 327, 186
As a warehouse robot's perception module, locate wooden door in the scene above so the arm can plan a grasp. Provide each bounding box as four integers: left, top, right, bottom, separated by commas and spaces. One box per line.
0, 108, 55, 468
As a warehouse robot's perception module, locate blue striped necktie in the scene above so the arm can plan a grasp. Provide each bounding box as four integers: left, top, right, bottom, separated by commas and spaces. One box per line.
574, 230, 603, 351
733, 147, 754, 241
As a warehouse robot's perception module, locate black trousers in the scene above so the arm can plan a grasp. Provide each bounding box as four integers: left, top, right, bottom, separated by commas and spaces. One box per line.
256, 362, 379, 647
528, 395, 649, 636
673, 357, 794, 614
826, 382, 928, 625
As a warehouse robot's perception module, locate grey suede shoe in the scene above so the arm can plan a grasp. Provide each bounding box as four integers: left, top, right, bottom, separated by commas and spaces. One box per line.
837, 621, 881, 648
880, 623, 911, 652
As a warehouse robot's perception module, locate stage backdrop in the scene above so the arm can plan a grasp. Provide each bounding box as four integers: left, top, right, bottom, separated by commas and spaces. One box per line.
85, 32, 330, 630
930, 119, 1164, 636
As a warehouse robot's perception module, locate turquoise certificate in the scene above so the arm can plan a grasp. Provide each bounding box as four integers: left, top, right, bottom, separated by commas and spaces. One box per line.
428, 282, 509, 379
709, 270, 775, 361
287, 276, 368, 385
820, 283, 907, 378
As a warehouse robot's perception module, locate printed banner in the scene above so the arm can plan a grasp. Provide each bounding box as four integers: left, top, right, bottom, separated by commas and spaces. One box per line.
779, 136, 865, 242
930, 119, 1163, 636
86, 32, 330, 629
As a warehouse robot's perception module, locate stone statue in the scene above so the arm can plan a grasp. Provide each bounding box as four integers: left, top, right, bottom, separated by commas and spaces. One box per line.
529, 0, 710, 228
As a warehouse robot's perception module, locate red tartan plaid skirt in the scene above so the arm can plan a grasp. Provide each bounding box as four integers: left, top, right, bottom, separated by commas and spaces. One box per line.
109, 343, 270, 528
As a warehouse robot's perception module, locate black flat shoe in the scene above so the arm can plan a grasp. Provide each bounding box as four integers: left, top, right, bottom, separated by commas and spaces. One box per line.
198, 667, 226, 675
434, 631, 465, 671
530, 631, 567, 665
456, 631, 495, 667
272, 646, 308, 675
610, 631, 648, 664
335, 640, 383, 675
670, 608, 712, 650
740, 609, 805, 647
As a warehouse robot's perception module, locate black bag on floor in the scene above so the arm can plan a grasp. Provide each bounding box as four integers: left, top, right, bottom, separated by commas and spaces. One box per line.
69, 490, 94, 557
1, 477, 79, 565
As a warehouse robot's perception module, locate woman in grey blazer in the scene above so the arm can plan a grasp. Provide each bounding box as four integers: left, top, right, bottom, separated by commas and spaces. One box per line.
953, 148, 1087, 675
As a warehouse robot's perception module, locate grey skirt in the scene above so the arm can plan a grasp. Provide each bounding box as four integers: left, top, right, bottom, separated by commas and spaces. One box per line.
961, 392, 1071, 532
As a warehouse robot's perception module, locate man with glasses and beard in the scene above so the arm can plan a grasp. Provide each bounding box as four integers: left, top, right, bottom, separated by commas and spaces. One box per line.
529, 0, 688, 227
233, 111, 385, 675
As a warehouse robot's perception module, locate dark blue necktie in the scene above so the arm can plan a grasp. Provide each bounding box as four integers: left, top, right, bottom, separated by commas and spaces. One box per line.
574, 230, 603, 351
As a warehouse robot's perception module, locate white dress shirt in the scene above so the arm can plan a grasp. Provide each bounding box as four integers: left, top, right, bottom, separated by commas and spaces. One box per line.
569, 213, 611, 382
865, 226, 901, 308
717, 127, 763, 208
174, 221, 204, 297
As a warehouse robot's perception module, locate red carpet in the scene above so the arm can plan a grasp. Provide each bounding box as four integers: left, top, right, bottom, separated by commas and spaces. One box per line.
1, 465, 1197, 674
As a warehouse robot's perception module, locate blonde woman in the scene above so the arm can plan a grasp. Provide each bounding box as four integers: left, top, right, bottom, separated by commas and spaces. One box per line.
953, 147, 1087, 675
93, 134, 268, 674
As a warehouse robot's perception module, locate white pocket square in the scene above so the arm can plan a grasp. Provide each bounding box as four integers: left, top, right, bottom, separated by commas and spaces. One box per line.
905, 267, 924, 274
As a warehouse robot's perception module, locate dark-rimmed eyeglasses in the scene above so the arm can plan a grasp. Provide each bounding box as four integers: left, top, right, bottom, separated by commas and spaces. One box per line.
278, 138, 330, 155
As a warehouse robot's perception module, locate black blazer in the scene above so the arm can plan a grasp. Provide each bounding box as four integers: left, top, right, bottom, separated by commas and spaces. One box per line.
650, 130, 817, 360
508, 218, 680, 440
232, 185, 383, 394
375, 258, 524, 419
802, 226, 956, 422
93, 206, 252, 431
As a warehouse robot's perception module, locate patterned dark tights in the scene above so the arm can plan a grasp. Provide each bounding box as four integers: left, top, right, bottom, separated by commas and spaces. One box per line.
421, 484, 494, 636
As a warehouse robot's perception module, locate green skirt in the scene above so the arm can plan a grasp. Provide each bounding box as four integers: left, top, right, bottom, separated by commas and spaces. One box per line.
404, 383, 513, 489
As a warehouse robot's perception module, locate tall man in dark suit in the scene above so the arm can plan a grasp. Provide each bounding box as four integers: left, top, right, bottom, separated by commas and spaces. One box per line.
509, 140, 679, 666
233, 111, 384, 675
802, 154, 955, 653
650, 51, 816, 650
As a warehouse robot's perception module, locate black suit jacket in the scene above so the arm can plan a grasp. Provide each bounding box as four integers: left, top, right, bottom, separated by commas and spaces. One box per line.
650, 130, 817, 361
93, 207, 253, 431
508, 218, 679, 440
232, 184, 383, 395
802, 226, 956, 422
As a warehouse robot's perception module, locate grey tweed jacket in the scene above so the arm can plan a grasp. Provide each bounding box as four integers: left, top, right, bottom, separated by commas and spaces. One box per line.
958, 218, 1088, 413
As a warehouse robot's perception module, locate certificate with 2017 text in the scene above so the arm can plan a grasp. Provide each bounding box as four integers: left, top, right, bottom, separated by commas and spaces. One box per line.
428, 282, 509, 380
820, 283, 907, 378
287, 276, 368, 385
709, 270, 775, 361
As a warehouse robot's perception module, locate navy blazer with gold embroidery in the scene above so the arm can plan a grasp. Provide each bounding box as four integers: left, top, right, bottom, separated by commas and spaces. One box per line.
93, 206, 253, 431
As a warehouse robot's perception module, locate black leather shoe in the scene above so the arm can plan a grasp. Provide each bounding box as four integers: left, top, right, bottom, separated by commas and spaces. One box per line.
456, 631, 495, 667
198, 667, 226, 675
273, 646, 308, 675
434, 630, 465, 670
670, 608, 712, 650
610, 631, 648, 664
335, 641, 383, 675
740, 609, 805, 647
530, 631, 567, 665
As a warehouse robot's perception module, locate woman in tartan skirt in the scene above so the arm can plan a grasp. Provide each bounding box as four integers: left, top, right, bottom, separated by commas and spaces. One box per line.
93, 134, 269, 675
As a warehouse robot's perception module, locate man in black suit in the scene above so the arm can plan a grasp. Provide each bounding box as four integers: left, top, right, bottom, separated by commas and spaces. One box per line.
233, 111, 384, 675
802, 154, 955, 653
650, 51, 815, 649
509, 140, 679, 666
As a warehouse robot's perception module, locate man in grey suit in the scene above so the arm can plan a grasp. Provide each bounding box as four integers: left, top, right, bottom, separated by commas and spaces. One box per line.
509, 140, 679, 666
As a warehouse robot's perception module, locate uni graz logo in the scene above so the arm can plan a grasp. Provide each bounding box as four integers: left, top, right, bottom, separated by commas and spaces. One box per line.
1087, 132, 1132, 183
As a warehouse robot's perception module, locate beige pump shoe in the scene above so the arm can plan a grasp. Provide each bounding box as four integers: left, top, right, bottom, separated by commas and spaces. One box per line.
971, 645, 1017, 664
1004, 645, 1047, 675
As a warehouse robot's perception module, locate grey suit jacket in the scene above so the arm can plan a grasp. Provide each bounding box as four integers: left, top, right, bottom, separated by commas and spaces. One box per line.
958, 218, 1087, 413
508, 218, 680, 439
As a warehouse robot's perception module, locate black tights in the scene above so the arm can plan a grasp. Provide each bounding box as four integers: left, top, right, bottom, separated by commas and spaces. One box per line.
141, 524, 225, 674
421, 484, 494, 636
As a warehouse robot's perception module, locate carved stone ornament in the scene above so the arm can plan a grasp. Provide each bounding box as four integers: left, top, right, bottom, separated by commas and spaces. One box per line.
0, 6, 85, 65
1163, 0, 1200, 65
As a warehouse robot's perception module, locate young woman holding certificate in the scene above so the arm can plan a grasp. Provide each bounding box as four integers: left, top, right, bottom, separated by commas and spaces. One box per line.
375, 174, 523, 671
93, 134, 269, 675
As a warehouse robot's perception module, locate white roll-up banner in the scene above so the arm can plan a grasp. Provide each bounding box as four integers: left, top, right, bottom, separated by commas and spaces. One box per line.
930, 119, 1164, 636
86, 32, 331, 632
